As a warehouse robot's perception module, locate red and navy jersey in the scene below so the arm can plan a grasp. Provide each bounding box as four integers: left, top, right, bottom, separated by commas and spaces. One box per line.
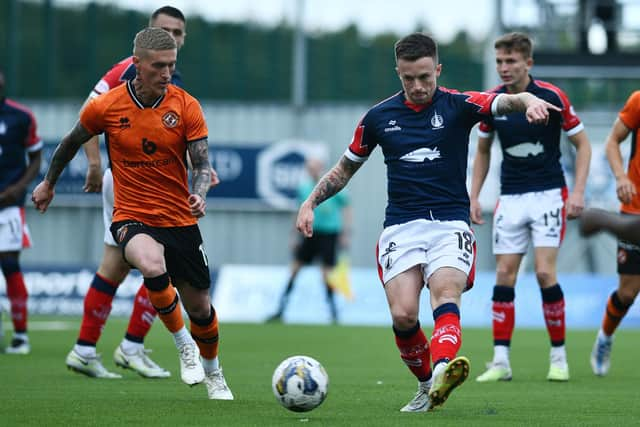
91, 56, 184, 97
346, 88, 498, 227
478, 77, 583, 195
0, 97, 43, 207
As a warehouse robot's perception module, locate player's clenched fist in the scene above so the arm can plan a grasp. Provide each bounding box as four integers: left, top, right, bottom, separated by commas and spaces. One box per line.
296, 201, 315, 238
188, 194, 206, 218
32, 180, 55, 213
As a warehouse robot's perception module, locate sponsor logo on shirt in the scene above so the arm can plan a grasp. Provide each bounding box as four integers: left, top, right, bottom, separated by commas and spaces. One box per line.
505, 141, 544, 158
399, 147, 441, 162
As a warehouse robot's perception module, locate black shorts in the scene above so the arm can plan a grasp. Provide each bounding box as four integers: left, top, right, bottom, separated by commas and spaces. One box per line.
617, 212, 640, 275
110, 220, 211, 289
295, 232, 339, 267
617, 240, 640, 275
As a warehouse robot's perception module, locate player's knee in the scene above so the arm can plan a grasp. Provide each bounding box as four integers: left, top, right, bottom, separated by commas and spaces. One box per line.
496, 267, 517, 285
97, 261, 129, 284
143, 273, 170, 292
134, 253, 165, 278
390, 309, 418, 330
535, 269, 554, 287
617, 286, 640, 304
188, 304, 213, 323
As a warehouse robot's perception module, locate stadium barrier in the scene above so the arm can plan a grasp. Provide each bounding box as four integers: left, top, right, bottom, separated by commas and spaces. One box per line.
2, 265, 629, 329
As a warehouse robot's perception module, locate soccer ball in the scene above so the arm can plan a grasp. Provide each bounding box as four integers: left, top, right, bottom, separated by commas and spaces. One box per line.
272, 355, 329, 412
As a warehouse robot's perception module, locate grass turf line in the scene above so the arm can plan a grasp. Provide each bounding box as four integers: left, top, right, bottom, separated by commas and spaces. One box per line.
0, 316, 638, 426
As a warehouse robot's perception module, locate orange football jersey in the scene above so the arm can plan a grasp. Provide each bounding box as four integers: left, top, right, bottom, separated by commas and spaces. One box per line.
80, 81, 208, 227
618, 91, 640, 214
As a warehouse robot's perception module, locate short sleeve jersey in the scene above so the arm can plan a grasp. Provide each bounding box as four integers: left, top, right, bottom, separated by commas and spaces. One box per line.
346, 88, 498, 227
477, 78, 583, 194
91, 56, 184, 97
618, 91, 640, 214
0, 97, 43, 207
80, 81, 207, 227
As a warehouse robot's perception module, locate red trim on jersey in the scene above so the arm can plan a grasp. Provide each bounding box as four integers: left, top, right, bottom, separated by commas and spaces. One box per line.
534, 80, 581, 131
19, 207, 31, 248
403, 99, 432, 112
438, 87, 461, 95
348, 123, 368, 157
466, 238, 476, 291
4, 99, 41, 148
375, 243, 385, 286
559, 186, 569, 244
463, 91, 496, 115
94, 56, 135, 94
479, 121, 493, 133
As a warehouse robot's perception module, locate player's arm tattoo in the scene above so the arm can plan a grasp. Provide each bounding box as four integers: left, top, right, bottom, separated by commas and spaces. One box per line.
495, 92, 532, 115
187, 138, 212, 200
308, 155, 362, 208
46, 121, 93, 185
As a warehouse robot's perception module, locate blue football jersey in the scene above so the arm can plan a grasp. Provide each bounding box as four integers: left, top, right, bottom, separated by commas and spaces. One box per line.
346, 88, 498, 227
0, 98, 43, 207
478, 78, 583, 195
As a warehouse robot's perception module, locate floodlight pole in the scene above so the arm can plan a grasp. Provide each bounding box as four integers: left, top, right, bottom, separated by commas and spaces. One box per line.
291, 0, 307, 138
483, 0, 503, 91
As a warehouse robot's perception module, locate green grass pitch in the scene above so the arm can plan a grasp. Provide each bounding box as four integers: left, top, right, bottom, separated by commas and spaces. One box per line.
1, 317, 638, 426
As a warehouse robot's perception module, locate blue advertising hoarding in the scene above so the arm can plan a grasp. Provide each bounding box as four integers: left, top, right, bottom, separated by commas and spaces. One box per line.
36, 140, 328, 210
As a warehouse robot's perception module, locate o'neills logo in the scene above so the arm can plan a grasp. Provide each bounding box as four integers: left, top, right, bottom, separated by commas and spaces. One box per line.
162, 111, 179, 128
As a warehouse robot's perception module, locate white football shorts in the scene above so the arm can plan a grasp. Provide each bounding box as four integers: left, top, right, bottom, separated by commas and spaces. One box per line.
0, 206, 32, 251
376, 218, 476, 288
492, 187, 568, 254
102, 168, 117, 246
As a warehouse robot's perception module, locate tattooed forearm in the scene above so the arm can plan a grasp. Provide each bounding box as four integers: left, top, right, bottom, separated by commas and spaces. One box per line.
308, 156, 362, 208
188, 138, 212, 200
496, 92, 535, 116
46, 122, 93, 185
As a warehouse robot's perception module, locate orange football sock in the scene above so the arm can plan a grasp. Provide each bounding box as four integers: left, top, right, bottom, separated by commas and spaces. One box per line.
190, 306, 219, 360
146, 285, 184, 334
602, 291, 630, 336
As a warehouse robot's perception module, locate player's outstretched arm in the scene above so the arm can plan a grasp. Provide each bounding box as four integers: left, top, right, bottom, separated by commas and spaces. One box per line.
566, 130, 591, 219
187, 138, 212, 218
297, 155, 362, 237
496, 92, 561, 124
32, 121, 93, 212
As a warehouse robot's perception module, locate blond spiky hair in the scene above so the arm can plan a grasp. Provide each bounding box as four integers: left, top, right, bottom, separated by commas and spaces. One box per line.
133, 27, 177, 57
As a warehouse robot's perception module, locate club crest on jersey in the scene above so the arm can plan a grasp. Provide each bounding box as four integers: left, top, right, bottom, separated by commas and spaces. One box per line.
430, 112, 444, 129
162, 111, 180, 128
